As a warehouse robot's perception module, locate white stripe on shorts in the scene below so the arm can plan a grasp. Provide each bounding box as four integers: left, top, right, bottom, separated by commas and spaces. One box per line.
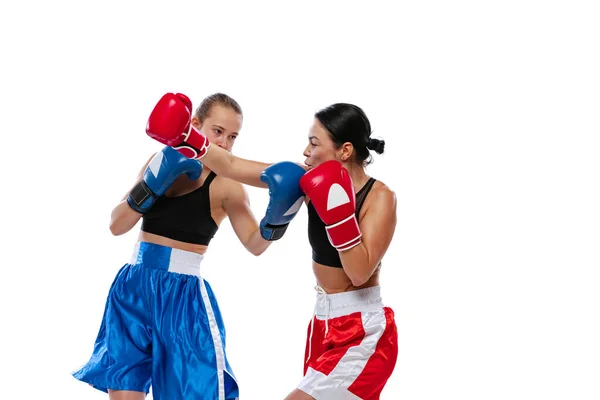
199, 278, 226, 400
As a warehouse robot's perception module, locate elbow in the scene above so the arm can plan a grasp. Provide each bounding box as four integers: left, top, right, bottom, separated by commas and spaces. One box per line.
346, 268, 373, 287
348, 261, 382, 287
109, 219, 128, 236
109, 203, 140, 236
245, 230, 269, 256
248, 246, 266, 257
109, 222, 122, 236
350, 275, 370, 287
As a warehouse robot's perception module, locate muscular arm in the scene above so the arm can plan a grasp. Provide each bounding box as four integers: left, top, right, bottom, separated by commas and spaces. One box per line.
339, 187, 397, 286
109, 154, 155, 236
201, 146, 271, 189
146, 93, 291, 188
222, 181, 271, 256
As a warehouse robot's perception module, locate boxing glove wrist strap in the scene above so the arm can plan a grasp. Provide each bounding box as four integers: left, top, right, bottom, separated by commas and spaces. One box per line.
260, 220, 289, 241
325, 214, 362, 251
173, 126, 211, 160
127, 181, 157, 213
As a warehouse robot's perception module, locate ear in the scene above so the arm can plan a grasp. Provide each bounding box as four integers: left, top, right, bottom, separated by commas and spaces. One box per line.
339, 142, 354, 162
191, 116, 202, 129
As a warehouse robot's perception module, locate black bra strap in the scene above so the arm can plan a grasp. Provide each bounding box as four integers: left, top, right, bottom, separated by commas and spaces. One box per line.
356, 177, 376, 212
200, 171, 217, 215
203, 171, 217, 187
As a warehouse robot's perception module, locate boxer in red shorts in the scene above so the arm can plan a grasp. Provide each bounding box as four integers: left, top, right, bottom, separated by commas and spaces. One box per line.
147, 96, 398, 399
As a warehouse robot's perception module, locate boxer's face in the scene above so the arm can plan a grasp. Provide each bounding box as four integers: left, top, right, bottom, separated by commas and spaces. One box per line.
303, 118, 340, 170
191, 105, 242, 152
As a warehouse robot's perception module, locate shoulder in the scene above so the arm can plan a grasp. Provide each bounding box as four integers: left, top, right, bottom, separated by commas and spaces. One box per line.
136, 152, 159, 177
364, 180, 397, 212
212, 174, 249, 203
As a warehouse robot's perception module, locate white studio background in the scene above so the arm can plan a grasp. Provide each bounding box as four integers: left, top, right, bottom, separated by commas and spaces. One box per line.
1, 0, 599, 399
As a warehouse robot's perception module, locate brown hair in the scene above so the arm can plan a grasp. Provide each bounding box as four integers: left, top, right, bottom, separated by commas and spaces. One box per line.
193, 93, 243, 123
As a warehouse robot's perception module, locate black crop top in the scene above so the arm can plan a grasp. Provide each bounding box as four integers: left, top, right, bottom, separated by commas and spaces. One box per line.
307, 177, 376, 268
141, 171, 219, 245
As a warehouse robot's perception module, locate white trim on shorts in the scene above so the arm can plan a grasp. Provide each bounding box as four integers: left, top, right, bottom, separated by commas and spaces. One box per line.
129, 242, 205, 275
199, 277, 226, 400
129, 243, 226, 399
300, 286, 388, 400
314, 285, 384, 320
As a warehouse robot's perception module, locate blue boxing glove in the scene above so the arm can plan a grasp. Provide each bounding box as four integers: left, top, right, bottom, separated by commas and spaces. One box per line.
127, 146, 203, 213
259, 161, 306, 240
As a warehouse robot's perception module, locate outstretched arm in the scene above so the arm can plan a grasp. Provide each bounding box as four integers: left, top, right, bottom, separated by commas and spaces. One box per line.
223, 160, 307, 250
145, 92, 272, 188
202, 145, 271, 189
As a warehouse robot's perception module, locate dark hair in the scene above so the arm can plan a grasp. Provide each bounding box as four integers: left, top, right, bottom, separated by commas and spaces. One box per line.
194, 93, 243, 123
315, 103, 385, 166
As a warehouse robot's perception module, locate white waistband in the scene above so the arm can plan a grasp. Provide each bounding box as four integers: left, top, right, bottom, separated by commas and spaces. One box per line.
314, 285, 383, 320
305, 285, 385, 363
129, 242, 204, 276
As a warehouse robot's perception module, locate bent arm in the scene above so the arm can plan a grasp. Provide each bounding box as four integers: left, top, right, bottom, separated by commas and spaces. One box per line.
339, 189, 397, 286
109, 154, 155, 236
222, 182, 271, 256
201, 145, 272, 189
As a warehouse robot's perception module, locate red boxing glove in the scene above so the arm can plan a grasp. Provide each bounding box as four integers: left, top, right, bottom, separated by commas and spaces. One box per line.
300, 160, 362, 251
175, 93, 193, 113
146, 93, 211, 159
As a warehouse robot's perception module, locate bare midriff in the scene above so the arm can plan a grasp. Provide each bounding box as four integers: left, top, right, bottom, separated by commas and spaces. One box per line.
312, 262, 380, 294
138, 231, 209, 255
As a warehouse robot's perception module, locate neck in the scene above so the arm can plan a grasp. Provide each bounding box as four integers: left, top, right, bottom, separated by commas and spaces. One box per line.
342, 162, 369, 193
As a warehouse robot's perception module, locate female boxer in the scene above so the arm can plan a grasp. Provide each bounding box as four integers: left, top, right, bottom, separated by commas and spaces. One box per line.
73, 93, 304, 400
148, 98, 398, 400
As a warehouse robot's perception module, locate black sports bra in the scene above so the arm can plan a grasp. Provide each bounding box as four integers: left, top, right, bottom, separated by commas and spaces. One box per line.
307, 177, 376, 268
141, 171, 219, 245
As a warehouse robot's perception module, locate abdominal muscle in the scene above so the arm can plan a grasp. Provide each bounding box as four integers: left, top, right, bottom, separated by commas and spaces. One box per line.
138, 231, 209, 255
313, 261, 380, 294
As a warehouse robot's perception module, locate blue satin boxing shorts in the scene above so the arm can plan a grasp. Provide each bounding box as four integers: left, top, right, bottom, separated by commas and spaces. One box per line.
72, 242, 239, 400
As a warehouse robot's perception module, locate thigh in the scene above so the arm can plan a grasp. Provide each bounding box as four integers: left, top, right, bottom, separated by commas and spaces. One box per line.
108, 389, 146, 400
344, 309, 398, 399
151, 274, 238, 400
299, 308, 398, 400
73, 264, 153, 393
284, 388, 316, 400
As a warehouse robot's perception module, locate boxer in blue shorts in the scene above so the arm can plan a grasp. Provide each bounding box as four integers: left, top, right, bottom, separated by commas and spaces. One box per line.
147, 96, 399, 400
72, 93, 306, 400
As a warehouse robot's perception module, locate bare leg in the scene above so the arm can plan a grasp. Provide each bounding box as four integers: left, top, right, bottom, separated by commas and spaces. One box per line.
283, 388, 315, 400
108, 390, 146, 400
